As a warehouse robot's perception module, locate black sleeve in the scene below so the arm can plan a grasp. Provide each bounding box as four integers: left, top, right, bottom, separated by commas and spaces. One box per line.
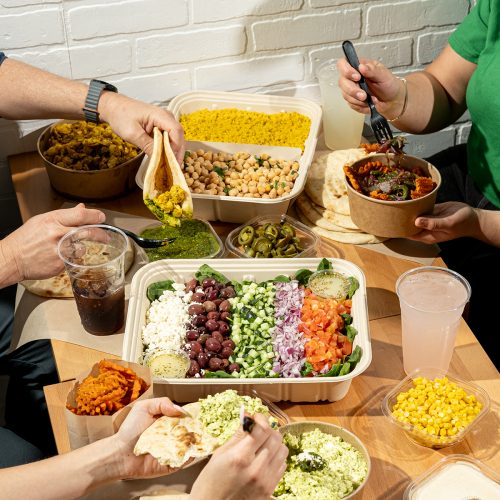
0, 52, 7, 66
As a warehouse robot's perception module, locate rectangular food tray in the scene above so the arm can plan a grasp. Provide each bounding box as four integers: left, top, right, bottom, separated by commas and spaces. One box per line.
165, 90, 322, 223
123, 258, 371, 402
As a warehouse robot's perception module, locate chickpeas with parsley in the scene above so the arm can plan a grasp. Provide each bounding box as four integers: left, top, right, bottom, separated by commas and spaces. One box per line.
182, 150, 300, 199
391, 376, 483, 444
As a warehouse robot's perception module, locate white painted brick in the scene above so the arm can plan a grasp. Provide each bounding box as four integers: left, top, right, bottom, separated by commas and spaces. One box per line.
8, 48, 71, 78
252, 10, 361, 51
69, 41, 132, 79
457, 123, 471, 144
310, 38, 413, 77
1, 9, 64, 49
68, 0, 188, 41
262, 82, 321, 102
403, 128, 456, 158
195, 53, 304, 92
418, 30, 452, 65
367, 0, 468, 36
192, 0, 301, 23
310, 0, 363, 7
137, 25, 246, 68
109, 69, 191, 105
0, 0, 60, 6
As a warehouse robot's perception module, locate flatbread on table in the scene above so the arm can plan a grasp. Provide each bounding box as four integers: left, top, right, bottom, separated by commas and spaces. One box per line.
296, 206, 386, 245
22, 238, 135, 299
295, 195, 361, 233
305, 148, 370, 210
134, 402, 217, 468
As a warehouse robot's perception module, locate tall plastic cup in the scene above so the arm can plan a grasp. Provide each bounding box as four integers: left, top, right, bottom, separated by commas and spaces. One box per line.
396, 266, 471, 376
316, 60, 365, 150
58, 225, 128, 335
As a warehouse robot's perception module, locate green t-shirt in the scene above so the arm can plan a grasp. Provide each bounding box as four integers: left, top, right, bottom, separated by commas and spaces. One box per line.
449, 0, 500, 207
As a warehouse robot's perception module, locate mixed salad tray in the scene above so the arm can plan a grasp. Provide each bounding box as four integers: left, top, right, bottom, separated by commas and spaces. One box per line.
123, 258, 371, 402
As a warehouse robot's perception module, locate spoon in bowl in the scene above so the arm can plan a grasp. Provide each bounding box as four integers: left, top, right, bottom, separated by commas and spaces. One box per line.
102, 224, 176, 248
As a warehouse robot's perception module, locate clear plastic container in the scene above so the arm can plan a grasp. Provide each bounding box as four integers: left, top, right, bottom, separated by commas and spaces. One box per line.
138, 219, 224, 261
382, 368, 490, 449
225, 214, 319, 258
404, 454, 500, 499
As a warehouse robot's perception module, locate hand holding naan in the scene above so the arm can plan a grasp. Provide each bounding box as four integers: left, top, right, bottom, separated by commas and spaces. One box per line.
0, 203, 104, 287
112, 397, 187, 479
190, 414, 288, 500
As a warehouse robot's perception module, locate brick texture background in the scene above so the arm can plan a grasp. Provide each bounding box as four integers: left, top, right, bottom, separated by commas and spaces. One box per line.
0, 0, 473, 161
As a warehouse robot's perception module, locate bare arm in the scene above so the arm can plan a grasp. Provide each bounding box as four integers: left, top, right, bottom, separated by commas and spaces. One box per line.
0, 58, 184, 160
338, 45, 476, 134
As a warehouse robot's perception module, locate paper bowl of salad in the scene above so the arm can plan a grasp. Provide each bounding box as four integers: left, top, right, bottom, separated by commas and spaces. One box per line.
123, 257, 371, 402
273, 421, 371, 499
344, 151, 441, 238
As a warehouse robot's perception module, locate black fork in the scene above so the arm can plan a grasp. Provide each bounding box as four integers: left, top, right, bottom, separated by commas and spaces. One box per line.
342, 40, 393, 144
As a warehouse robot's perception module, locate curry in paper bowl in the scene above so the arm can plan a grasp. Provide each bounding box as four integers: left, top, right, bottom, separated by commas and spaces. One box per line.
344, 141, 441, 238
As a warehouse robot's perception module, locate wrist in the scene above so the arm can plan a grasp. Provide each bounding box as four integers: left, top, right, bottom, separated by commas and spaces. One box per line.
0, 238, 23, 286
96, 90, 118, 124
385, 77, 408, 123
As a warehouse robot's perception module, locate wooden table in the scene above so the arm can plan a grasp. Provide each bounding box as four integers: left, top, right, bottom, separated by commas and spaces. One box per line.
9, 151, 500, 499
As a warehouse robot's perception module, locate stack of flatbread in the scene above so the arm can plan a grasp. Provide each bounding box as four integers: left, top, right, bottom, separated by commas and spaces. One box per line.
295, 148, 387, 245
21, 239, 135, 298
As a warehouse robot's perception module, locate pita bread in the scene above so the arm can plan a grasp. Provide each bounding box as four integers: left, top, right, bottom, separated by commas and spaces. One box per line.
295, 195, 360, 233
305, 148, 370, 211
296, 206, 386, 244
134, 403, 217, 468
22, 238, 135, 298
143, 127, 193, 216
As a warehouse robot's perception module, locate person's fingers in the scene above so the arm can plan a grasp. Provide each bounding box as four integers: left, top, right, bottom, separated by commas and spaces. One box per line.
56, 203, 106, 227
136, 397, 185, 418
253, 429, 284, 467
133, 129, 156, 157
229, 414, 274, 455
337, 58, 361, 81
358, 61, 387, 84
408, 231, 440, 244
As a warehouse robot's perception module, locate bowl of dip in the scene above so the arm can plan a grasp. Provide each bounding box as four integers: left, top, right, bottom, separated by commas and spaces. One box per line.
273, 421, 370, 499
307, 269, 356, 300
138, 219, 223, 261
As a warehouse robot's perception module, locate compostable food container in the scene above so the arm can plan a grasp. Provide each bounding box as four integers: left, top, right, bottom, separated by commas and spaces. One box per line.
123, 258, 371, 402
138, 90, 322, 223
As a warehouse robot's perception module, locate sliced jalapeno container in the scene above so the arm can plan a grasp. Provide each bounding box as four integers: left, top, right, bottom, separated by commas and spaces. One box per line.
225, 214, 319, 258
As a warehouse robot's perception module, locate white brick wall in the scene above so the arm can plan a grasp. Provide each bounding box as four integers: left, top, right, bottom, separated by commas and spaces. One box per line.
0, 0, 473, 160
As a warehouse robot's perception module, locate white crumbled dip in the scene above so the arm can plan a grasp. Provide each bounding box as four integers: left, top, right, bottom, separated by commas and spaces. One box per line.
142, 283, 191, 362
274, 428, 368, 500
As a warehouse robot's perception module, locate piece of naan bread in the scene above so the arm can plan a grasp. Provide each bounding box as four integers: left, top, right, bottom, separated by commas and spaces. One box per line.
22, 238, 135, 298
134, 403, 217, 468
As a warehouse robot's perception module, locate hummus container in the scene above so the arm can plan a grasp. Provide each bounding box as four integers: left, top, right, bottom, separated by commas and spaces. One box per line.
274, 421, 371, 500
136, 90, 321, 223
225, 214, 319, 258
404, 454, 500, 499
345, 153, 441, 238
38, 120, 144, 202
123, 258, 371, 402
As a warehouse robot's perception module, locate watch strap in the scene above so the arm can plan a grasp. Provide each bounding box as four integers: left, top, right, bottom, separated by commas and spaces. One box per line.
83, 79, 118, 123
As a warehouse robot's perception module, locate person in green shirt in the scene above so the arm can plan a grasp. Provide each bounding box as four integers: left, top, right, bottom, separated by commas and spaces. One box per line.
338, 0, 500, 367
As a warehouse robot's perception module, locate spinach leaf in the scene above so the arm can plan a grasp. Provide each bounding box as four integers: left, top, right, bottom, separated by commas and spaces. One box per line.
301, 361, 314, 376
317, 258, 333, 271
347, 345, 362, 369
195, 264, 230, 284
347, 277, 360, 299
346, 325, 358, 343
319, 361, 343, 377
341, 313, 353, 326
203, 370, 234, 378
147, 280, 175, 302
339, 362, 351, 376
213, 166, 225, 178
259, 275, 291, 286
295, 269, 313, 286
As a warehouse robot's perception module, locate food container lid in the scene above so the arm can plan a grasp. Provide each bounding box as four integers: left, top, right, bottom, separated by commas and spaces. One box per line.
138, 219, 224, 261
225, 213, 319, 258
404, 454, 500, 499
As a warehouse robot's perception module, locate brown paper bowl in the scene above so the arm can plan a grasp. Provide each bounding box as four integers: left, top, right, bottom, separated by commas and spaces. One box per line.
276, 421, 371, 499
38, 120, 145, 201
345, 153, 441, 238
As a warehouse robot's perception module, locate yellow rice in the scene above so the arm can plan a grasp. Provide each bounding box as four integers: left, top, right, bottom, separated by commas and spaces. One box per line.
179, 108, 311, 151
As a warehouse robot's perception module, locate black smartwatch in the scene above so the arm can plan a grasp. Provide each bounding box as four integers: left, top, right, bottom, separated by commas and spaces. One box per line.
82, 79, 118, 123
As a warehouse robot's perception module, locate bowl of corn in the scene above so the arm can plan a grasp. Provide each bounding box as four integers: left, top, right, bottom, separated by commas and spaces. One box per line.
381, 368, 490, 449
